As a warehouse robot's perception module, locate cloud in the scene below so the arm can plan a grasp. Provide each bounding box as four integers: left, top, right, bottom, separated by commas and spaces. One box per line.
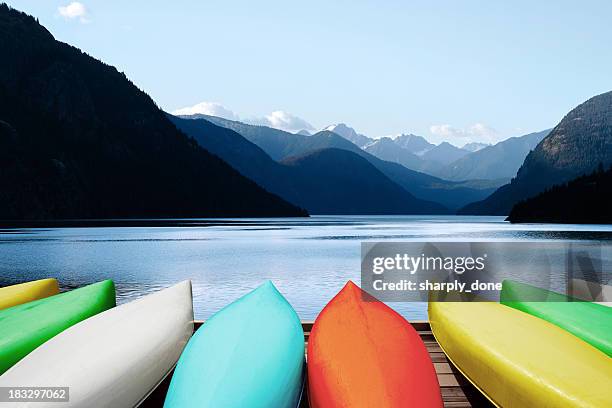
247, 111, 315, 133
171, 102, 240, 121
58, 2, 89, 23
429, 122, 499, 143
172, 101, 314, 133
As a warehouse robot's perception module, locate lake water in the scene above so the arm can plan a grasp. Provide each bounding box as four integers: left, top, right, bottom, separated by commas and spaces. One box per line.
1, 216, 611, 320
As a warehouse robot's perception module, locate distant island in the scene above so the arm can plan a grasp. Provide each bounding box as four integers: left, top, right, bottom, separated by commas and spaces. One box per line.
507, 165, 612, 224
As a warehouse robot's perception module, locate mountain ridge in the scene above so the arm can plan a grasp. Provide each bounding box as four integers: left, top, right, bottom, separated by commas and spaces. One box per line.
170, 115, 449, 214
435, 129, 550, 181
461, 91, 612, 215
0, 4, 306, 219
188, 114, 498, 210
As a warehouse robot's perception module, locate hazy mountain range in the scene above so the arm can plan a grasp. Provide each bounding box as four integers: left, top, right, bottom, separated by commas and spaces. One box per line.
435, 130, 550, 181
181, 114, 500, 211
169, 115, 446, 214
308, 123, 545, 184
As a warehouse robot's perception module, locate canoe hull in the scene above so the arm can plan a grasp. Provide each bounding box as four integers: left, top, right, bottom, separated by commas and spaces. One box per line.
429, 301, 612, 408
164, 281, 304, 408
0, 280, 115, 375
0, 278, 59, 311
501, 279, 612, 356
308, 281, 442, 408
0, 281, 194, 408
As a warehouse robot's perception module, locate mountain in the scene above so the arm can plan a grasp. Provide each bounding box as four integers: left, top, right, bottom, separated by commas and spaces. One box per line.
461, 91, 612, 215
167, 114, 298, 200
190, 115, 496, 210
296, 129, 311, 136
462, 142, 490, 152
189, 115, 357, 160
362, 137, 423, 170
0, 5, 305, 219
393, 134, 435, 155
170, 116, 447, 214
323, 123, 372, 147
280, 149, 447, 214
506, 165, 612, 224
437, 130, 550, 181
364, 157, 498, 210
421, 142, 470, 165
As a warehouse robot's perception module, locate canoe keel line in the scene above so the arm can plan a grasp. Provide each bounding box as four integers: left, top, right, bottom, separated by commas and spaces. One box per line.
307, 281, 443, 408
164, 281, 304, 408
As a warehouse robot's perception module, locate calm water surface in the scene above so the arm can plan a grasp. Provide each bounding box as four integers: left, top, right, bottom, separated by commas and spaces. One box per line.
1, 216, 611, 320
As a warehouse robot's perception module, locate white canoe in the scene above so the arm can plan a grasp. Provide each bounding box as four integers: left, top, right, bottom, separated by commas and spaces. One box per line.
0, 281, 194, 408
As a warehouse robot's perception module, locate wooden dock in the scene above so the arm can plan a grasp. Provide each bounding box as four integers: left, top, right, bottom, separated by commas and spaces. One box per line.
142, 321, 492, 407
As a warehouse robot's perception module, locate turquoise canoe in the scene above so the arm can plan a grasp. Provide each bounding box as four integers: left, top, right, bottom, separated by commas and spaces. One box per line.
501, 279, 612, 356
164, 281, 304, 408
0, 280, 116, 375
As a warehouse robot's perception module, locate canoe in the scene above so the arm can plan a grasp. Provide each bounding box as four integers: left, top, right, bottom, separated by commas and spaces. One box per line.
569, 278, 612, 306
0, 281, 193, 408
429, 301, 612, 407
501, 279, 612, 356
0, 280, 115, 375
164, 281, 304, 408
0, 278, 59, 310
308, 281, 442, 408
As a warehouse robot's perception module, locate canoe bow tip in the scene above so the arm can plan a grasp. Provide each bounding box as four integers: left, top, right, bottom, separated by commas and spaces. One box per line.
175, 280, 192, 290
344, 280, 359, 290
256, 280, 283, 297
342, 280, 363, 297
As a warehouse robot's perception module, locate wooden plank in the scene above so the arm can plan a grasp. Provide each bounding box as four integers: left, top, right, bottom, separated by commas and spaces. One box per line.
434, 362, 454, 374
438, 373, 469, 387
430, 352, 451, 363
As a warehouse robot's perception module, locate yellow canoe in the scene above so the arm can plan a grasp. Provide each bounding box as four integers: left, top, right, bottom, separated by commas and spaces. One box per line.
0, 279, 59, 311
429, 301, 612, 408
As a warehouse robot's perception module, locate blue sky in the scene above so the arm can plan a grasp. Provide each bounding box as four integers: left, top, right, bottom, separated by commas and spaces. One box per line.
8, 1, 612, 144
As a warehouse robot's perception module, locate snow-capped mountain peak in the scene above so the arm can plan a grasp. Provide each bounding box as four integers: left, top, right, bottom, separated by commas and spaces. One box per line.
323, 123, 372, 147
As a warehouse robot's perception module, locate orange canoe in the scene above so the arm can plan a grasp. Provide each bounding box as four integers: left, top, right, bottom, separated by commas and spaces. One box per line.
307, 281, 443, 408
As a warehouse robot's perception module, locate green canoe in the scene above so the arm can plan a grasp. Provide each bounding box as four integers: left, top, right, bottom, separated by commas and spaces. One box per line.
0, 280, 116, 375
501, 280, 612, 357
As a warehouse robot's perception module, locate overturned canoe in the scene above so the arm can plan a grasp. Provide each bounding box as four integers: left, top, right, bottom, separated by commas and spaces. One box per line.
0, 281, 193, 408
0, 280, 115, 375
164, 281, 304, 408
0, 278, 59, 311
501, 279, 612, 356
308, 281, 442, 408
429, 301, 612, 407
